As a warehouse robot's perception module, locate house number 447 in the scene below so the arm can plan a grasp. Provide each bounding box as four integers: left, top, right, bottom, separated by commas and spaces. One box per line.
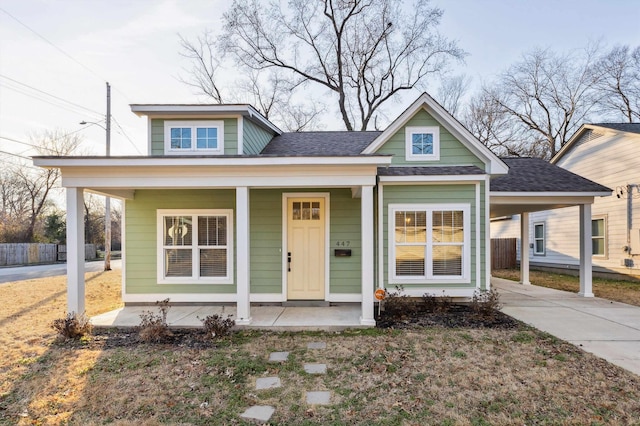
335, 241, 351, 247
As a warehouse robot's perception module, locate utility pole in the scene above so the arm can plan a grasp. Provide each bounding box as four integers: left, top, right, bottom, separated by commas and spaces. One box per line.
104, 82, 112, 271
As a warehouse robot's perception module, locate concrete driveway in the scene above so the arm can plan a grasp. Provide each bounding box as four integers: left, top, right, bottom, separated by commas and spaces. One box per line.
0, 259, 121, 284
493, 277, 640, 376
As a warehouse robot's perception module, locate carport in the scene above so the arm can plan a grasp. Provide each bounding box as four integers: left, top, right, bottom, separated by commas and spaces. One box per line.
490, 158, 611, 297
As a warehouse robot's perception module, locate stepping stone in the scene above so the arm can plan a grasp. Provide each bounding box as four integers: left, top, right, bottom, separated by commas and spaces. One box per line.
240, 405, 275, 423
256, 377, 281, 390
306, 391, 331, 405
268, 351, 289, 362
304, 363, 327, 374
307, 341, 326, 349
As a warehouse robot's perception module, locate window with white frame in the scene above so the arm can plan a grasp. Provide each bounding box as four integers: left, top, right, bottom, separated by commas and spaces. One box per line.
157, 210, 233, 284
533, 222, 545, 255
592, 217, 606, 257
390, 204, 470, 282
405, 126, 440, 161
164, 120, 224, 154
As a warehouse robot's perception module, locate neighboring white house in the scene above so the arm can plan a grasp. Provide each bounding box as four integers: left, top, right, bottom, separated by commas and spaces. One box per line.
491, 123, 640, 279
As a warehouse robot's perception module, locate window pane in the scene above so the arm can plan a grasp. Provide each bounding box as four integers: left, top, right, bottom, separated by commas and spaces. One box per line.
535, 240, 544, 253
196, 127, 217, 149
433, 246, 462, 276
433, 211, 463, 243
396, 246, 425, 276
412, 133, 433, 155
198, 216, 226, 246
302, 202, 311, 220
164, 216, 192, 246
535, 224, 544, 239
292, 202, 301, 220
592, 219, 604, 236
395, 211, 406, 243
312, 202, 320, 220
592, 238, 605, 256
200, 248, 227, 277
165, 249, 192, 277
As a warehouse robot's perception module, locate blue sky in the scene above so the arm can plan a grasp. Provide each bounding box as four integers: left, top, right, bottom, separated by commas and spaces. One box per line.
0, 0, 638, 159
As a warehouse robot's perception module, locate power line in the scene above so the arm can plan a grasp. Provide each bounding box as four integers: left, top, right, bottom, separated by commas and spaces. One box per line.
0, 149, 31, 160
0, 74, 104, 116
111, 116, 143, 155
0, 6, 132, 103
0, 130, 86, 154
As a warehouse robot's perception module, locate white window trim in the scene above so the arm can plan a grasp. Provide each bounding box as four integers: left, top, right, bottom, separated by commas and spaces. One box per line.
156, 209, 234, 284
405, 126, 440, 161
533, 222, 545, 256
163, 120, 225, 155
388, 203, 471, 284
592, 215, 607, 258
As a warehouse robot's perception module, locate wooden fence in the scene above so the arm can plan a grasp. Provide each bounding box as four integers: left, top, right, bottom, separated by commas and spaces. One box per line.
491, 238, 517, 270
0, 244, 97, 266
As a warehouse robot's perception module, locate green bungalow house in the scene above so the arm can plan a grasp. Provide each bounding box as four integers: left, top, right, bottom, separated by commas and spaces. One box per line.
34, 93, 610, 327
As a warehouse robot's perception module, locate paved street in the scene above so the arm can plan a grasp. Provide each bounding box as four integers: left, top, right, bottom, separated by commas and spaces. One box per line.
0, 259, 121, 284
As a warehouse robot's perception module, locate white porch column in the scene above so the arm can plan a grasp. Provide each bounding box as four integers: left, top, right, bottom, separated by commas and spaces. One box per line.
236, 187, 252, 324
579, 203, 595, 297
360, 185, 375, 326
66, 187, 85, 314
520, 212, 531, 285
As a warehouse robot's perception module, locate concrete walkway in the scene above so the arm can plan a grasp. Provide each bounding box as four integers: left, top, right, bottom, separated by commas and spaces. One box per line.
493, 277, 640, 376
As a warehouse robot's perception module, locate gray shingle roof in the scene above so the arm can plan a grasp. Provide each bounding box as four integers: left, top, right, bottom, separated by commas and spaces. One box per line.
491, 158, 611, 193
261, 131, 381, 155
378, 166, 486, 176
592, 123, 640, 134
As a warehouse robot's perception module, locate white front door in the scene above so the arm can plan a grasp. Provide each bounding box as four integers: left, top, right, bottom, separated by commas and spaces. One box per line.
287, 198, 325, 300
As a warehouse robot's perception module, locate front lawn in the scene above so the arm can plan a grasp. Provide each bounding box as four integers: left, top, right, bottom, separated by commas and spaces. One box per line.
2, 272, 640, 424
493, 269, 640, 307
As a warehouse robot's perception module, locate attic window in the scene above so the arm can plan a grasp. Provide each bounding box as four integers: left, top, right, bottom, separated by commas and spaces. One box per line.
164, 120, 224, 155
405, 126, 440, 161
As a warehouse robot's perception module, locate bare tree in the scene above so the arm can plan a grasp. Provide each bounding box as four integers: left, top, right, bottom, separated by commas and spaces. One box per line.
182, 0, 464, 131
483, 46, 602, 159
436, 74, 471, 117
595, 44, 640, 123
8, 130, 83, 242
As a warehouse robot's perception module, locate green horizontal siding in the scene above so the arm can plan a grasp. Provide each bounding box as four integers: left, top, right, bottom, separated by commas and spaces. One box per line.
375, 109, 484, 167
124, 189, 236, 294
329, 189, 361, 294
243, 119, 274, 154
150, 118, 238, 155
382, 183, 486, 291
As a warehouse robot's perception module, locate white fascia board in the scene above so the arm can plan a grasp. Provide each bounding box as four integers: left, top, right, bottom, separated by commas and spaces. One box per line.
379, 175, 486, 183
490, 191, 611, 199
34, 156, 392, 168
362, 93, 509, 175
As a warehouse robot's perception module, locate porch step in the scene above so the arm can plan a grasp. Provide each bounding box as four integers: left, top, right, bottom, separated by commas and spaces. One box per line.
282, 301, 330, 307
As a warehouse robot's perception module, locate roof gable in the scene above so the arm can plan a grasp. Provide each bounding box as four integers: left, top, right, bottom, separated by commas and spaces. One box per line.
362, 93, 508, 174
552, 123, 640, 164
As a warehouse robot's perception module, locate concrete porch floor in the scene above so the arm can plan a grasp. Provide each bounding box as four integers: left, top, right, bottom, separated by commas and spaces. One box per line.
91, 304, 367, 331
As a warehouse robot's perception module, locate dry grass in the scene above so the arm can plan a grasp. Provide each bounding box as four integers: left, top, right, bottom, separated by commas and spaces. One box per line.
493, 268, 640, 307
2, 270, 640, 425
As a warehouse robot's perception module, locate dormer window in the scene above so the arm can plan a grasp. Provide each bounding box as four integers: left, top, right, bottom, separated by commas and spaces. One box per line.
405, 126, 440, 161
164, 120, 224, 155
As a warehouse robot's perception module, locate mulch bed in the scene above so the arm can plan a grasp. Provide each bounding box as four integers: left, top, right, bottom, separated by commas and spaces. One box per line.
375, 303, 520, 329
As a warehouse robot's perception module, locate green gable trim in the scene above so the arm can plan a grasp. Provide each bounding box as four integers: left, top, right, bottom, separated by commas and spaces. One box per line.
244, 119, 275, 155
375, 109, 484, 167
150, 118, 238, 155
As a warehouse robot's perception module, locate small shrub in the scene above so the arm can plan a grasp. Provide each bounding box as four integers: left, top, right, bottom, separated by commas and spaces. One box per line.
383, 286, 420, 318
470, 289, 502, 320
138, 298, 173, 343
422, 291, 453, 313
199, 314, 235, 339
51, 312, 92, 339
